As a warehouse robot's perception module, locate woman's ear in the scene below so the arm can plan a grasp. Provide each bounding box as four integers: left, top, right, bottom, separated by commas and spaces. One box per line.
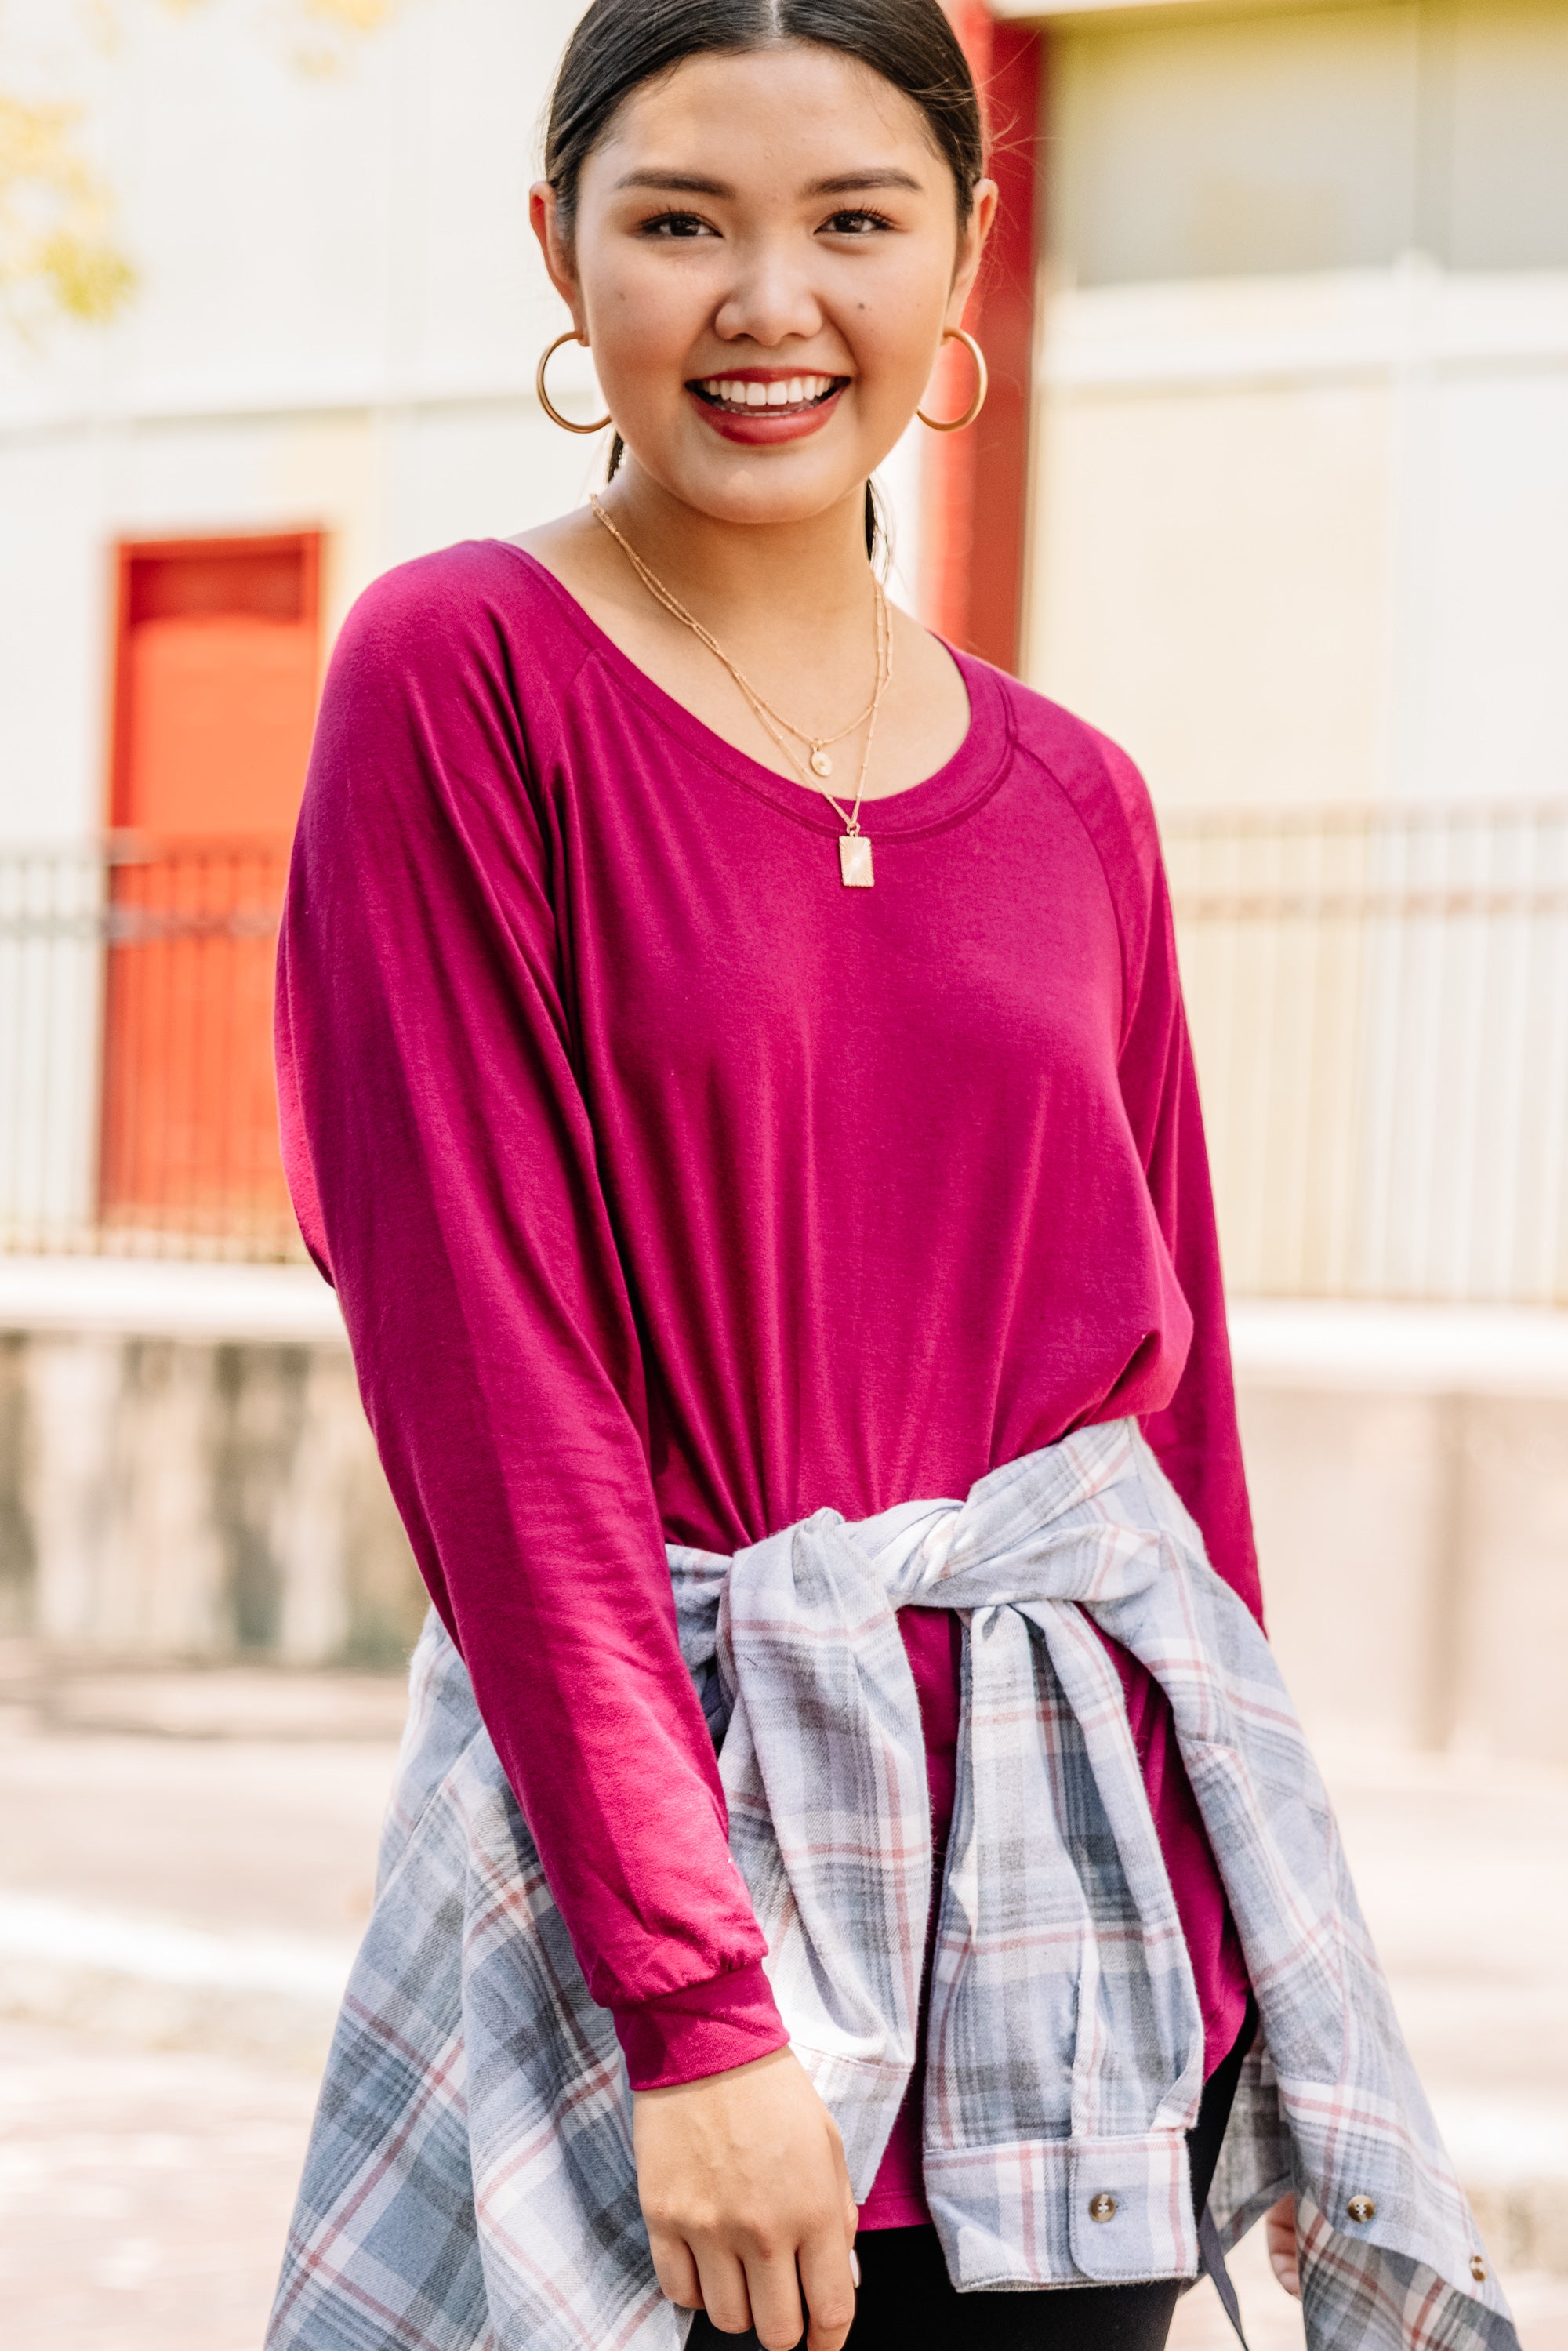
945, 177, 999, 332
529, 181, 588, 336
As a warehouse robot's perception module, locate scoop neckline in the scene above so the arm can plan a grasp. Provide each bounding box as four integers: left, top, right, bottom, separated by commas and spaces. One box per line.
488, 539, 1014, 844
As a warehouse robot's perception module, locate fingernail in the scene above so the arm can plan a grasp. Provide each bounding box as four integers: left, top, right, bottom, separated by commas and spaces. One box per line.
849, 2251, 861, 2288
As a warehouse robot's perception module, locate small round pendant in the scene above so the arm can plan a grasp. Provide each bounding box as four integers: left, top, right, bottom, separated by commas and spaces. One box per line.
810, 748, 833, 778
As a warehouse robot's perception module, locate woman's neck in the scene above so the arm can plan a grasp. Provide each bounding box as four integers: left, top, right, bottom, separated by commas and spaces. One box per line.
597, 460, 875, 646
514, 456, 973, 806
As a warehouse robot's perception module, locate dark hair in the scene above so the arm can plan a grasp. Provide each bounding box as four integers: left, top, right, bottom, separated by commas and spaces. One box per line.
543, 0, 986, 558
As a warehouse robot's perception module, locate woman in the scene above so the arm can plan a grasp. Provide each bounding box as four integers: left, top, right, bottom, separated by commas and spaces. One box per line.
267, 7, 1512, 2351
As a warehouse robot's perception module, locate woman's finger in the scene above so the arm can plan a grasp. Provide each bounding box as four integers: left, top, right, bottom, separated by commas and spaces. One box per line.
833, 2142, 858, 2247
797, 2217, 858, 2351
1265, 2193, 1301, 2298
645, 2226, 704, 2312
741, 2246, 807, 2351
693, 2246, 756, 2338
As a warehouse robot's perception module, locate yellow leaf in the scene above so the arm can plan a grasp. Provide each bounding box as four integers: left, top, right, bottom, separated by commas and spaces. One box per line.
0, 92, 134, 327
303, 0, 396, 27
40, 229, 138, 321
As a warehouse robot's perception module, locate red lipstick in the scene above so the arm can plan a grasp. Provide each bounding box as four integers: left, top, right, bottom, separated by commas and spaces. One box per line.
686, 366, 848, 446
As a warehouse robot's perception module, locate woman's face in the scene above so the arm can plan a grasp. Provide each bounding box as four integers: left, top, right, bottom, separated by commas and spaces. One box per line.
531, 44, 995, 528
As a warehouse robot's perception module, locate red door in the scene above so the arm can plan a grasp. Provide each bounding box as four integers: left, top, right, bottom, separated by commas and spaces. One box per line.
100, 534, 321, 1247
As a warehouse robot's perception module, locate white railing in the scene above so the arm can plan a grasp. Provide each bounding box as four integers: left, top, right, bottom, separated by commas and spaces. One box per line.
1166, 800, 1568, 1305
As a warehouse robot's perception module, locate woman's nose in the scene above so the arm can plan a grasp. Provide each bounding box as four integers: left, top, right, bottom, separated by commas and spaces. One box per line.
712, 243, 824, 350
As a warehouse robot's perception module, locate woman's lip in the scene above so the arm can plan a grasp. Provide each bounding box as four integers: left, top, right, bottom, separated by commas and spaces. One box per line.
686, 381, 847, 445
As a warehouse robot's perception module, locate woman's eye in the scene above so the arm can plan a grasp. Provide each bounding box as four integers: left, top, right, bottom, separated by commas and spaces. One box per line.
640, 211, 718, 239
821, 208, 895, 237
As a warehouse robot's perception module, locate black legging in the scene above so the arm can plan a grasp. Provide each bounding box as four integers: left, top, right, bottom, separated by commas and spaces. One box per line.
687, 2005, 1254, 2351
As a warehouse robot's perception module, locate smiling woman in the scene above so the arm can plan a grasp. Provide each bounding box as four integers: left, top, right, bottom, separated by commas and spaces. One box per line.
262, 8, 1507, 2351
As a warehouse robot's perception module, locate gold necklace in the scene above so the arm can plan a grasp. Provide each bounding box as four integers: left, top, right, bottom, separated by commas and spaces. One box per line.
590, 495, 891, 887
737, 589, 891, 882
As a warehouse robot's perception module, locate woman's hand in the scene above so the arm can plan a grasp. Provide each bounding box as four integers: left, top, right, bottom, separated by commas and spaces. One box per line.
633, 2046, 858, 2351
1265, 2193, 1301, 2297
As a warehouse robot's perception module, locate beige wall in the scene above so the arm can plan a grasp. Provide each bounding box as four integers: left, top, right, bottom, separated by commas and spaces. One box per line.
1025, 2, 1568, 808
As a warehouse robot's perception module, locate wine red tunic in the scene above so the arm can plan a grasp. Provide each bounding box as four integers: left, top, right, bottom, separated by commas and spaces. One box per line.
275, 541, 1259, 2230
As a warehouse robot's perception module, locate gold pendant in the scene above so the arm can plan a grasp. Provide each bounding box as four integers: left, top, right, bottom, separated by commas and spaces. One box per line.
810, 747, 833, 778
839, 833, 873, 888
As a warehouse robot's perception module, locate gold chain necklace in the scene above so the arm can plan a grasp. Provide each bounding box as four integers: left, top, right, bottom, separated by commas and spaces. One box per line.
590, 495, 891, 887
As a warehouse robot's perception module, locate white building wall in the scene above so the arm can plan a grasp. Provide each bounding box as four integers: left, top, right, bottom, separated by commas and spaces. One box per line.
0, 0, 926, 848
1, 0, 575, 843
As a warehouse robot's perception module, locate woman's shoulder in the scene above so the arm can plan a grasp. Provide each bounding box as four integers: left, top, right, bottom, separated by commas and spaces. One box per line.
331, 537, 595, 702
304, 542, 601, 838
977, 660, 1163, 894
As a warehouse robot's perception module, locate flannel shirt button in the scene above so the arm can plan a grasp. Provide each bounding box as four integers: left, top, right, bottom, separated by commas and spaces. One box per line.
1088, 2193, 1118, 2222
1471, 2256, 1488, 2283
1346, 2193, 1377, 2225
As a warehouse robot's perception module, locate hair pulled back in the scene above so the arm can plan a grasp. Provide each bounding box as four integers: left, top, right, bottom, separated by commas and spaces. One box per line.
543, 0, 987, 556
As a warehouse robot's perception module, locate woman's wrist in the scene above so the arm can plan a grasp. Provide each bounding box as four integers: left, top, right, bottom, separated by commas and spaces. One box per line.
612, 1957, 789, 2092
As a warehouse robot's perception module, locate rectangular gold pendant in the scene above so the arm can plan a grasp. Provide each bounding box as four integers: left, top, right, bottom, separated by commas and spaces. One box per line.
839, 834, 874, 888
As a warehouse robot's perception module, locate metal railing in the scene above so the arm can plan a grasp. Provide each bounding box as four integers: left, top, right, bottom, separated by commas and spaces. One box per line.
1165, 799, 1568, 1304
3, 807, 1567, 1297
0, 836, 299, 1260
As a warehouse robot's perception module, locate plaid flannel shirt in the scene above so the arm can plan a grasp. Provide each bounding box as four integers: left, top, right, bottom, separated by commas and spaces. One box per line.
267, 1419, 1518, 2351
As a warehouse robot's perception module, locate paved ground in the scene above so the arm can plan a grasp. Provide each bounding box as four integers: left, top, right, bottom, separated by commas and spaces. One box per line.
1, 1646, 1566, 2350
0, 2020, 319, 2351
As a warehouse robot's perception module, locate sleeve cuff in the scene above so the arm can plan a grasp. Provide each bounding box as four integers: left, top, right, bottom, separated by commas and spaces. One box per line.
610, 1960, 789, 2092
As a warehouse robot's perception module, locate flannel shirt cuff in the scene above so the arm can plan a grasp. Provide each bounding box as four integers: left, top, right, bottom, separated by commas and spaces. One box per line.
612, 1961, 789, 2092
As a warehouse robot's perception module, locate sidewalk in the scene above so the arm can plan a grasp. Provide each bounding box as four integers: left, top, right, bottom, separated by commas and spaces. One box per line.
1, 1649, 1566, 2350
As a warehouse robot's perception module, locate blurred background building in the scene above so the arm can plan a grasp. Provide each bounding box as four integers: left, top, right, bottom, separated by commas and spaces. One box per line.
2, 0, 1567, 1742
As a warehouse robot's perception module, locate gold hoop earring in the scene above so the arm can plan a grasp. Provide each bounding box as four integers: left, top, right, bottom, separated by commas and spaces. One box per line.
536, 330, 612, 435
916, 326, 988, 433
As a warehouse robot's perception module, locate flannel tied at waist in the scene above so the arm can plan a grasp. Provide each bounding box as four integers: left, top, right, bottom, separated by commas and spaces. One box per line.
267, 1420, 1517, 2351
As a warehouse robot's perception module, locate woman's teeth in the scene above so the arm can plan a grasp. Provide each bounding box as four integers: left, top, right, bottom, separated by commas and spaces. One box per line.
695, 374, 837, 410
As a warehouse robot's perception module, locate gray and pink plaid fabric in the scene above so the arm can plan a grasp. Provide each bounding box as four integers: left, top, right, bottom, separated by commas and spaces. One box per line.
267, 1420, 1516, 2351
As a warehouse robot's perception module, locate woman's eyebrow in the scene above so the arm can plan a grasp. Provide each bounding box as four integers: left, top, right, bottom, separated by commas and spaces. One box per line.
806, 169, 924, 196
613, 169, 732, 196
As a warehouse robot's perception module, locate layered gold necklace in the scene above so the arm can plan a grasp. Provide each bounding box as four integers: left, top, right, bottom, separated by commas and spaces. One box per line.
590, 496, 891, 888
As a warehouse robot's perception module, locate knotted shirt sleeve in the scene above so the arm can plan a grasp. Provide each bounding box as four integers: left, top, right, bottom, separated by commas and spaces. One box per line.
274, 550, 786, 2088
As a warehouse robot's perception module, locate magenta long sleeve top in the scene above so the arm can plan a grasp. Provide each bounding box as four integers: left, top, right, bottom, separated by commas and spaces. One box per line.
276, 542, 1260, 2231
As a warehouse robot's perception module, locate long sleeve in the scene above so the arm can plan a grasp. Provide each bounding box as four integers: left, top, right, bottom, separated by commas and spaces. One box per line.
1097, 740, 1264, 1627
1133, 957, 1262, 1626
274, 553, 786, 2088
